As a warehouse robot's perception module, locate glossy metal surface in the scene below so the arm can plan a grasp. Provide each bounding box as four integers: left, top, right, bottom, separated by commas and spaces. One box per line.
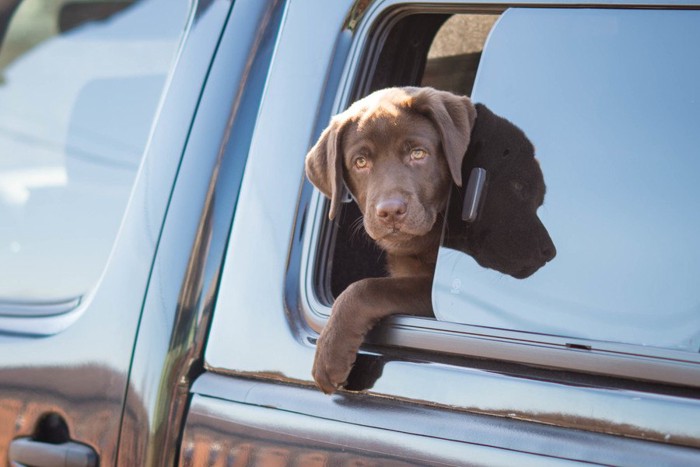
0, 0, 231, 463
3, 0, 699, 464
205, 0, 355, 376
117, 0, 285, 465
185, 373, 700, 466
9, 438, 97, 467
205, 0, 700, 457
182, 397, 575, 467
0, 0, 185, 309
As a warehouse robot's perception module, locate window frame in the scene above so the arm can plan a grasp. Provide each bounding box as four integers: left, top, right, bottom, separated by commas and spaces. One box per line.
298, 1, 700, 389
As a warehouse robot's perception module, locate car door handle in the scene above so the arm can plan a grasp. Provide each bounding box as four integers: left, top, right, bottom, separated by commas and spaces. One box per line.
9, 438, 98, 467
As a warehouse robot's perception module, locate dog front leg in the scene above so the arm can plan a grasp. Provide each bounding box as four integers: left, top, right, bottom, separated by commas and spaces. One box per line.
312, 276, 433, 394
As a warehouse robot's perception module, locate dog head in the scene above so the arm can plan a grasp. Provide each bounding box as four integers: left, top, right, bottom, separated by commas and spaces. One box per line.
444, 104, 556, 278
306, 87, 476, 256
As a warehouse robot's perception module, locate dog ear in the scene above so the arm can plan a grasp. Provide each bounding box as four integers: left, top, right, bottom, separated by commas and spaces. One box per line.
410, 87, 476, 187
305, 117, 346, 220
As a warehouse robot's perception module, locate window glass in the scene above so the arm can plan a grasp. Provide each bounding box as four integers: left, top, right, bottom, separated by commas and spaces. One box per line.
433, 9, 700, 352
0, 0, 189, 305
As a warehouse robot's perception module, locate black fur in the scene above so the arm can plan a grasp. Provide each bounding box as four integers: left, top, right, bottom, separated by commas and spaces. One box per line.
444, 104, 556, 278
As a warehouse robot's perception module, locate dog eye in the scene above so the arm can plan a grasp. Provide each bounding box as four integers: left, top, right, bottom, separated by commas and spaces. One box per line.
410, 149, 427, 160
354, 156, 368, 169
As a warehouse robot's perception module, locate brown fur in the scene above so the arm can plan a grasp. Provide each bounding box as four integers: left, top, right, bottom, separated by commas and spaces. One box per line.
305, 87, 475, 393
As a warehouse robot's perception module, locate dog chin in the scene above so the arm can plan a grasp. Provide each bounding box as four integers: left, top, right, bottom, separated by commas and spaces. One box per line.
474, 252, 546, 279
509, 263, 545, 279
368, 225, 431, 243
372, 226, 441, 257
374, 231, 414, 247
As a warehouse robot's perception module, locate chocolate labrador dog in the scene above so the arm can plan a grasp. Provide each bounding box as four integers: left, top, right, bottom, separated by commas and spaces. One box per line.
305, 87, 555, 394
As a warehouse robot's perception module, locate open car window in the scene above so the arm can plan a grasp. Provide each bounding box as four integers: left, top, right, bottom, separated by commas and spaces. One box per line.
300, 6, 700, 389
433, 8, 700, 352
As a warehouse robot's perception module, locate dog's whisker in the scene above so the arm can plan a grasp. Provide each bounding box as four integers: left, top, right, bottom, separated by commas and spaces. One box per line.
350, 215, 364, 231
349, 216, 368, 244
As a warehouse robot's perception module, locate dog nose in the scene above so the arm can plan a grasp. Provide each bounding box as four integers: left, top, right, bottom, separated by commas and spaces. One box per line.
376, 199, 407, 223
540, 243, 556, 262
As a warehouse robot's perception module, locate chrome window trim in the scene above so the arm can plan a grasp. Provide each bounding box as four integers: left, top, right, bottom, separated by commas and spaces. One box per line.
298, 0, 700, 389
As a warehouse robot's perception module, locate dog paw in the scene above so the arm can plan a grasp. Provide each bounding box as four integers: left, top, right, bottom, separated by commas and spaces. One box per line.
312, 327, 359, 394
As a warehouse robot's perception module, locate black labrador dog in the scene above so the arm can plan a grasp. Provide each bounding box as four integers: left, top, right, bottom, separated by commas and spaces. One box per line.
443, 103, 556, 278
305, 87, 555, 394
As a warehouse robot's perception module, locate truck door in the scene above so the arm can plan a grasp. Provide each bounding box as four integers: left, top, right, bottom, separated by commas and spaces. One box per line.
0, 0, 231, 465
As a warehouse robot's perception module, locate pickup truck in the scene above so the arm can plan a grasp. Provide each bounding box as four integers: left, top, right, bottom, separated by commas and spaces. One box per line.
1, 0, 699, 465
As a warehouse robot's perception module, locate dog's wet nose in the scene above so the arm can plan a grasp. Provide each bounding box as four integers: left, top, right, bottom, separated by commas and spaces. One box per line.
376, 199, 407, 223
540, 243, 556, 262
